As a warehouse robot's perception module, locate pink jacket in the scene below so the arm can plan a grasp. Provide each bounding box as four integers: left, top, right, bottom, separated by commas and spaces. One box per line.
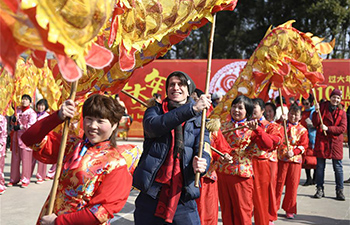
0, 115, 7, 156
15, 107, 37, 149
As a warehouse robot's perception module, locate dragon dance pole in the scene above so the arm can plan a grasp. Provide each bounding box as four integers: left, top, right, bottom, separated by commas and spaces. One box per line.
121, 89, 148, 107
46, 81, 78, 215
278, 88, 290, 152
194, 13, 217, 188
312, 88, 327, 136
119, 90, 226, 159
210, 146, 225, 157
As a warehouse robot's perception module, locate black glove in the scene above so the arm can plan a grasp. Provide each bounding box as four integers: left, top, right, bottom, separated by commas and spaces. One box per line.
11, 116, 17, 123
13, 125, 21, 131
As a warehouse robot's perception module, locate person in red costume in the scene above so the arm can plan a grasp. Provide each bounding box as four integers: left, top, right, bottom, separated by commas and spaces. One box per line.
272, 103, 309, 221
193, 89, 233, 225
251, 98, 283, 225
21, 94, 133, 225
218, 95, 277, 225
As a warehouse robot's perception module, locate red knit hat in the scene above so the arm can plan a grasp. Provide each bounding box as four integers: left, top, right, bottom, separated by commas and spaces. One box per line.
330, 88, 342, 98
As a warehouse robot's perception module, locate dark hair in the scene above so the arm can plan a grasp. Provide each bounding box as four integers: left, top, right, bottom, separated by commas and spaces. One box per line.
165, 71, 196, 95
275, 95, 286, 105
301, 94, 314, 106
22, 94, 32, 103
231, 95, 254, 120
289, 103, 302, 114
36, 99, 49, 111
153, 93, 161, 99
194, 89, 204, 97
83, 94, 125, 147
265, 102, 277, 115
166, 73, 188, 90
252, 98, 265, 110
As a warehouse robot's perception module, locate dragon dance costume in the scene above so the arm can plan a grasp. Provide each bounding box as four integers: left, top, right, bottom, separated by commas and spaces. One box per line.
22, 112, 132, 225
217, 118, 276, 225
250, 118, 282, 225
271, 121, 308, 221
196, 129, 231, 225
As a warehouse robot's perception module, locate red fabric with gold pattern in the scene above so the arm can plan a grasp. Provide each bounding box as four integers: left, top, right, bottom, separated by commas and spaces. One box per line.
21, 110, 132, 225
219, 120, 274, 178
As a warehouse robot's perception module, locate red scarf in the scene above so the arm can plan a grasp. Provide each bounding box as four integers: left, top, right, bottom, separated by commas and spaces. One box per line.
154, 101, 183, 223
21, 105, 30, 112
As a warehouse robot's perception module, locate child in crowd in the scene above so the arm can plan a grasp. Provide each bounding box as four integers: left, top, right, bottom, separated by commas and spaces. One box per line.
21, 94, 133, 225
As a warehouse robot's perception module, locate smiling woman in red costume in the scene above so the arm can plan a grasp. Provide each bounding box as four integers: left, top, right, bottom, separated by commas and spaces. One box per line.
21, 94, 132, 225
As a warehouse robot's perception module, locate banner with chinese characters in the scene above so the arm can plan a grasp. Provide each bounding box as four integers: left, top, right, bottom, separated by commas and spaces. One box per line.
120, 59, 349, 137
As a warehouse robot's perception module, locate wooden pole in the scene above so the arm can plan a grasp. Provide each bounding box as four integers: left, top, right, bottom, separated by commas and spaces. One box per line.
121, 89, 148, 107
312, 88, 327, 136
210, 146, 225, 157
278, 89, 290, 152
221, 124, 247, 134
46, 81, 78, 215
194, 13, 217, 188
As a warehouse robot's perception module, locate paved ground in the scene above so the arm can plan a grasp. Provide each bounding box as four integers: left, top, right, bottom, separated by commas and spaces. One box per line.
0, 138, 349, 225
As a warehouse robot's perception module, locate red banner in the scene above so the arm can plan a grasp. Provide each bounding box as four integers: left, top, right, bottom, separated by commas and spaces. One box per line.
120, 59, 350, 137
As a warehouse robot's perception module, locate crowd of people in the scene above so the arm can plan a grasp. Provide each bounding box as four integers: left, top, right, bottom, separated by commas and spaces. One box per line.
0, 95, 57, 194
0, 71, 348, 225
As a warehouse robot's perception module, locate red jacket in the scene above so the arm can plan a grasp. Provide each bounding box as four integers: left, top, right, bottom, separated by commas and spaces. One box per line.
312, 101, 347, 160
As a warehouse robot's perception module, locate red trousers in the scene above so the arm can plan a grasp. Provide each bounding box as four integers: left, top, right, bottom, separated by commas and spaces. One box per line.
217, 172, 253, 225
268, 161, 278, 221
273, 161, 301, 220
195, 177, 218, 225
252, 158, 270, 225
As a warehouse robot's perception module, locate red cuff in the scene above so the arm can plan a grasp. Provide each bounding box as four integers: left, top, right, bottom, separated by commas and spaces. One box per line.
21, 111, 63, 146
252, 126, 274, 150
253, 126, 264, 135
211, 130, 231, 161
55, 208, 100, 225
